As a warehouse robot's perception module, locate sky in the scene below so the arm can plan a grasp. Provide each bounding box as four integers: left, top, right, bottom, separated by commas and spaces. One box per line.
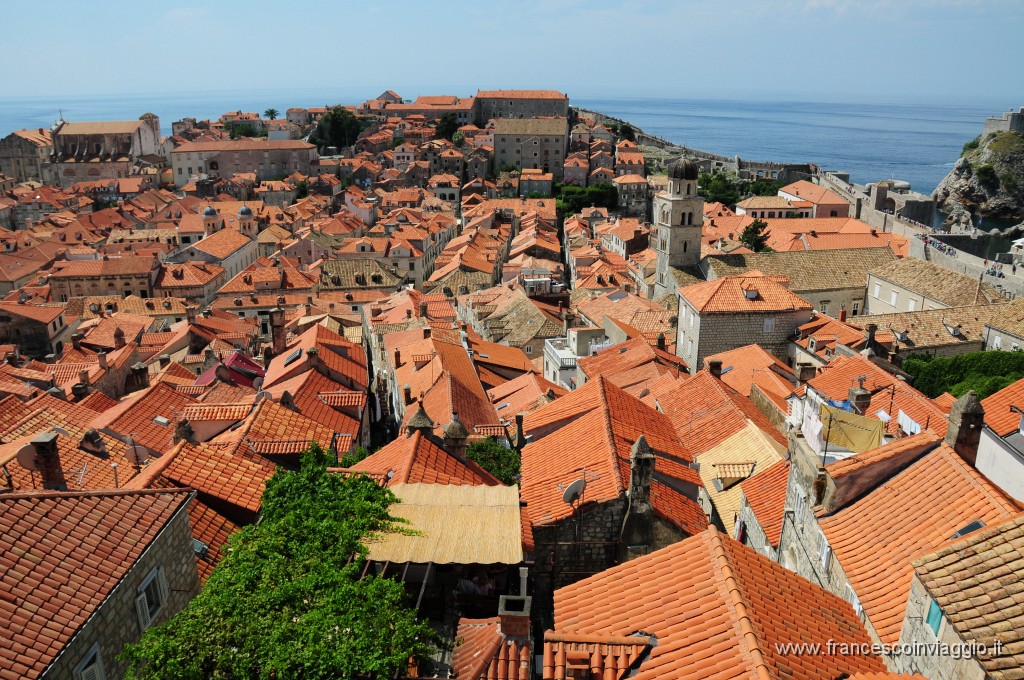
1, 0, 1021, 104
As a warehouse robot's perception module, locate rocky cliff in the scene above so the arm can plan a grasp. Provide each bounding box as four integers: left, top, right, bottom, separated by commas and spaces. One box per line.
934, 130, 1024, 228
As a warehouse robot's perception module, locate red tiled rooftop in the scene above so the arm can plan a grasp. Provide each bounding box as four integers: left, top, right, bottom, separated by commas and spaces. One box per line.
549, 527, 887, 679
347, 429, 498, 487
739, 460, 790, 548
0, 489, 193, 678
982, 376, 1024, 437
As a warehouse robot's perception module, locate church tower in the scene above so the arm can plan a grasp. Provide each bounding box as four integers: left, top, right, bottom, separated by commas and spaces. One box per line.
653, 158, 704, 299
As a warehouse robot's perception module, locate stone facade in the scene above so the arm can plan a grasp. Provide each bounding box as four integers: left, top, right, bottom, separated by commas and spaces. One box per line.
46, 115, 162, 187
492, 119, 568, 179
982, 107, 1024, 137
171, 139, 318, 187
653, 160, 703, 299
893, 574, 987, 680
474, 91, 569, 125
0, 128, 52, 182
43, 501, 199, 680
676, 302, 814, 373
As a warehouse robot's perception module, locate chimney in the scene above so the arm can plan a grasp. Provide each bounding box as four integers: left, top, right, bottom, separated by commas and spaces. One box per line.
186, 305, 197, 324
71, 332, 84, 350
497, 593, 532, 640
419, 300, 428, 318
443, 413, 469, 460
159, 353, 171, 368
394, 348, 402, 368
71, 383, 90, 401
33, 432, 66, 491
796, 363, 817, 383
514, 413, 527, 452
269, 307, 287, 355
848, 378, 872, 415
945, 390, 985, 466
708, 359, 723, 378
113, 326, 126, 349
402, 384, 413, 406
405, 400, 434, 437
131, 362, 150, 390
838, 305, 847, 322
305, 295, 313, 317
656, 332, 666, 351
79, 369, 90, 386
97, 351, 108, 370
619, 436, 655, 561
173, 418, 196, 445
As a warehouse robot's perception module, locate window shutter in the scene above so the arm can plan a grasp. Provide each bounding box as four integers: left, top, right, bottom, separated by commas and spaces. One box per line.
135, 593, 151, 630
156, 568, 169, 604
80, 664, 101, 680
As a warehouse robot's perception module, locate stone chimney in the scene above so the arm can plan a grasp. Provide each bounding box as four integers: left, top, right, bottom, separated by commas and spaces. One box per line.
97, 351, 108, 370
158, 353, 171, 368
796, 363, 817, 383
393, 348, 402, 368
708, 359, 723, 378
186, 305, 197, 324
79, 369, 90, 386
402, 384, 413, 405
305, 295, 314, 317
173, 418, 196, 445
946, 390, 985, 466
131, 362, 150, 390
113, 326, 126, 349
848, 377, 872, 415
71, 332, 84, 350
656, 332, 666, 351
443, 413, 469, 460
269, 307, 287, 355
406, 401, 433, 438
497, 593, 532, 640
514, 413, 527, 452
619, 436, 655, 561
33, 432, 66, 491
419, 300, 428, 318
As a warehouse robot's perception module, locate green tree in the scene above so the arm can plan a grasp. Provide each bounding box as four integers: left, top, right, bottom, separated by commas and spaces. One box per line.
557, 183, 618, 214
466, 437, 520, 485
902, 351, 1024, 399
739, 218, 772, 252
619, 123, 636, 142
698, 172, 740, 206
120, 445, 440, 680
339, 445, 371, 467
435, 113, 459, 141
315, 106, 365, 151
264, 108, 279, 121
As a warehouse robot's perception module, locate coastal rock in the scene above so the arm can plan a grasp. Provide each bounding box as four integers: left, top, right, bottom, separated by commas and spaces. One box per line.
934, 130, 1024, 224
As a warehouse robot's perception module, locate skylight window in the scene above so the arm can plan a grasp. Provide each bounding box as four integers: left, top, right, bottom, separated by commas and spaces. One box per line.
283, 348, 302, 366
949, 520, 985, 540
153, 415, 170, 426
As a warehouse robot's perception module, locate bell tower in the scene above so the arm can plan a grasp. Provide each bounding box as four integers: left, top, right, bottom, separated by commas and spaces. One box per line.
653, 158, 704, 298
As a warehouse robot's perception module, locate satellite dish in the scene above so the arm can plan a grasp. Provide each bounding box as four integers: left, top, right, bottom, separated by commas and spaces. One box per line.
562, 478, 586, 505
52, 427, 70, 437
252, 376, 264, 390
125, 444, 148, 467
253, 390, 271, 406
15, 444, 38, 472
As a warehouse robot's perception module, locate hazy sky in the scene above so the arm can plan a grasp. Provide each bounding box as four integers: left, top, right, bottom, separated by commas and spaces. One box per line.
2, 0, 1021, 104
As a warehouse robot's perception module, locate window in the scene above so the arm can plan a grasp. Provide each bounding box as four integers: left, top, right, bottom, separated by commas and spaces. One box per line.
908, 299, 917, 312
872, 283, 880, 298
74, 643, 105, 680
889, 291, 898, 307
524, 345, 533, 355
852, 301, 860, 316
763, 317, 776, 333
819, 542, 832, 571
820, 303, 828, 315
845, 585, 863, 616
994, 336, 1002, 350
926, 597, 943, 636
736, 522, 747, 545
136, 567, 168, 631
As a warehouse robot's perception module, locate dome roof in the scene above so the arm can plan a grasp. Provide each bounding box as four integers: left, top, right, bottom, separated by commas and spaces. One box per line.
407, 403, 433, 431
238, 204, 253, 217
668, 158, 699, 181
202, 205, 217, 218
443, 413, 470, 439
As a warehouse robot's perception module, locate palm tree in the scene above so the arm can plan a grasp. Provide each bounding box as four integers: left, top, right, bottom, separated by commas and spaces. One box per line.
264, 108, 279, 120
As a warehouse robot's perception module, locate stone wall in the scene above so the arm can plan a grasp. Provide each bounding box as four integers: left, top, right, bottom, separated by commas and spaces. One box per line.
735, 493, 778, 560
894, 574, 987, 679
45, 501, 199, 679
679, 306, 814, 371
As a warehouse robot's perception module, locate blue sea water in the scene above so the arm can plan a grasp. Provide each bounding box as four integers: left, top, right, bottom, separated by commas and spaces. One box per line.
0, 89, 1012, 194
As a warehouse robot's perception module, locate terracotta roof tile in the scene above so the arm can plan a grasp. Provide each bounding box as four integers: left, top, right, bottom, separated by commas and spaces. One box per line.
912, 513, 1024, 677
982, 376, 1024, 437
739, 461, 791, 548
96, 382, 198, 454
347, 430, 498, 486
163, 441, 276, 514
0, 489, 192, 678
451, 617, 531, 680
679, 273, 813, 314
549, 527, 887, 679
819, 443, 1020, 644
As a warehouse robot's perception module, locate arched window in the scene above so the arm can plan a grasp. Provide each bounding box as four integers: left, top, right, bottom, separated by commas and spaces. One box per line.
686, 183, 691, 196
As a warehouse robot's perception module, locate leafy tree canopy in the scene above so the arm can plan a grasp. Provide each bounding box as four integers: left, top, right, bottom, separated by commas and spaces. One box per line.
311, 106, 366, 151
557, 182, 618, 214
263, 108, 279, 121
619, 123, 636, 142
120, 444, 439, 680
466, 437, 521, 485
903, 351, 1024, 399
739, 218, 772, 252
435, 113, 460, 141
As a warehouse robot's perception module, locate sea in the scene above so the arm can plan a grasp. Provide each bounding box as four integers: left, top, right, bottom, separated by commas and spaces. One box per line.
0, 88, 1016, 195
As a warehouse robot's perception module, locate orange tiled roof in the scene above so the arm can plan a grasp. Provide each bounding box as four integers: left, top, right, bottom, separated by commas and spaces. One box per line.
549, 527, 887, 679
187, 496, 241, 581
679, 273, 813, 314
739, 460, 790, 547
96, 382, 198, 454
819, 443, 1020, 644
0, 489, 192, 679
451, 617, 531, 680
347, 429, 498, 486
164, 441, 276, 514
981, 376, 1024, 437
